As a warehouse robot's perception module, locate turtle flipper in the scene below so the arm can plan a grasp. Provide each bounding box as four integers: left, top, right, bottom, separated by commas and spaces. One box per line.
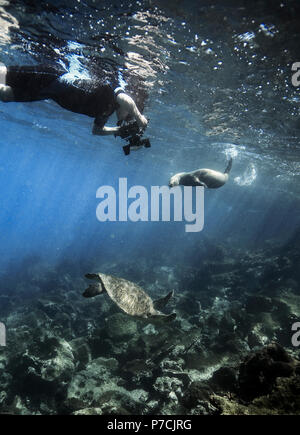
156, 312, 176, 322
153, 290, 174, 310
148, 312, 176, 323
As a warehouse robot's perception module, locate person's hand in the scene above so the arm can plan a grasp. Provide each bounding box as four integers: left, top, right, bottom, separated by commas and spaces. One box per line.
114, 127, 121, 137
137, 114, 148, 129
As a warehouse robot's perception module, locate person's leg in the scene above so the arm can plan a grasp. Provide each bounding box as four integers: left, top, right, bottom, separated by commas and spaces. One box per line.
0, 64, 63, 103
0, 64, 14, 101
0, 64, 6, 84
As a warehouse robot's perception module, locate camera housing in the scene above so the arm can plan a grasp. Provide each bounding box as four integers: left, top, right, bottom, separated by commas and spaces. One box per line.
117, 121, 151, 155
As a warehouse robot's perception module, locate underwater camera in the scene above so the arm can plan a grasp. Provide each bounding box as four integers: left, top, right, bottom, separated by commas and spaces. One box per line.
117, 121, 151, 155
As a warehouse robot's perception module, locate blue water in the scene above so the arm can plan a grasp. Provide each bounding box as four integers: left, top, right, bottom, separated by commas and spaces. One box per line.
0, 0, 300, 416
1, 92, 298, 273
0, 1, 299, 287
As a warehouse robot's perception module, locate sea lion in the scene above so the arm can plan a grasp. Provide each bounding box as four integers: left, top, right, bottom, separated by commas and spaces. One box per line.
83, 273, 176, 323
169, 157, 233, 189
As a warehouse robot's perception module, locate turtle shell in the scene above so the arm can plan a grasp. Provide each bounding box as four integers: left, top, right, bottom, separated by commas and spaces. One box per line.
99, 273, 154, 317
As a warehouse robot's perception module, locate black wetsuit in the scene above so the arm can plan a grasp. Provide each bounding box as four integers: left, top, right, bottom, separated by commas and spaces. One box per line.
6, 64, 120, 128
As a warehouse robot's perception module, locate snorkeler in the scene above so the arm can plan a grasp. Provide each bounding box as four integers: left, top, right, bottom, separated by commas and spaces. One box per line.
0, 62, 148, 143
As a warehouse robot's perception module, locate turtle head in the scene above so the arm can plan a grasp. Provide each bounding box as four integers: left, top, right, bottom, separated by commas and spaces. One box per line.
82, 283, 104, 298
85, 273, 101, 281
83, 273, 106, 298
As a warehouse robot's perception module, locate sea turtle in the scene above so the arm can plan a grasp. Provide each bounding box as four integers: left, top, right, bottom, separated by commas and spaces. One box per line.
83, 273, 176, 323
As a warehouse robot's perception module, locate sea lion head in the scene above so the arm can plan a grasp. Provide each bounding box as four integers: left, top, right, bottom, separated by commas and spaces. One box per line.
169, 172, 184, 187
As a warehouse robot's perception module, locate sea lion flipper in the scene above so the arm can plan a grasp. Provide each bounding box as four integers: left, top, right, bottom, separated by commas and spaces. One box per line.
224, 157, 233, 174
195, 177, 207, 188
153, 290, 174, 310
189, 175, 206, 187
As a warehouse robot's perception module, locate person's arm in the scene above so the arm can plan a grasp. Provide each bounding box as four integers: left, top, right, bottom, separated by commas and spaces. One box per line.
92, 112, 121, 136
116, 92, 148, 128
92, 124, 120, 136
92, 91, 148, 136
